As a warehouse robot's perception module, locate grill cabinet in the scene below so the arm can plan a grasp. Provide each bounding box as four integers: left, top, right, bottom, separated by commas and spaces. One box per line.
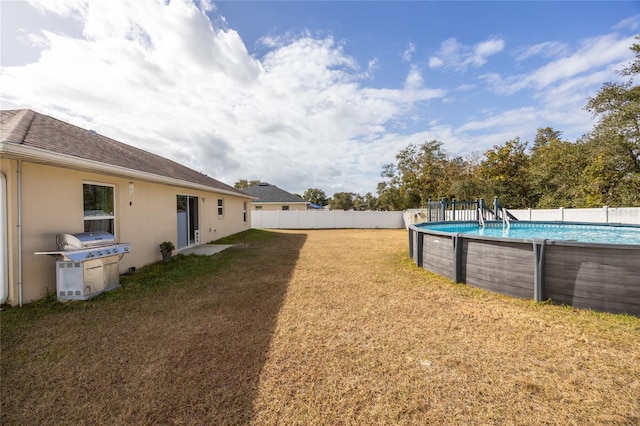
36, 232, 131, 301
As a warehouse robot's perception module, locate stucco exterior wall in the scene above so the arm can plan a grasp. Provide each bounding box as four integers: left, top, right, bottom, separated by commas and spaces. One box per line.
252, 203, 307, 212
0, 159, 250, 305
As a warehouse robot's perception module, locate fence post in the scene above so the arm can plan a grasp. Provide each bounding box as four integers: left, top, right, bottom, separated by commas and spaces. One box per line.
533, 240, 545, 302
452, 198, 457, 221
452, 234, 463, 283
408, 228, 414, 260
417, 231, 424, 268
427, 198, 431, 222
494, 196, 499, 220
559, 207, 564, 222
604, 205, 609, 223
441, 198, 447, 222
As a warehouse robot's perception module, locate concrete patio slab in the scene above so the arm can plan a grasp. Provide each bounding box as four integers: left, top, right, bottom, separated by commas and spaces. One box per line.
178, 244, 232, 256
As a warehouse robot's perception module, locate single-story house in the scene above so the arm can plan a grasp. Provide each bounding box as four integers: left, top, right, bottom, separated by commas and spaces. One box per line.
0, 109, 254, 306
242, 182, 308, 211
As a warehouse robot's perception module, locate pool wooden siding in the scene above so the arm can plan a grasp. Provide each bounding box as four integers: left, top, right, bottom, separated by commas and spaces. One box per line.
409, 228, 419, 266
411, 225, 640, 316
422, 234, 454, 280
461, 239, 534, 299
544, 243, 640, 315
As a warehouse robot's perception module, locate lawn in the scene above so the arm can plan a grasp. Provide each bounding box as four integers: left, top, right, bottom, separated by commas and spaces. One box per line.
2, 229, 639, 425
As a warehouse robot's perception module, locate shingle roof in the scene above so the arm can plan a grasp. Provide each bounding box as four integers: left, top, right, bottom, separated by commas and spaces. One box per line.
243, 182, 306, 203
0, 109, 246, 196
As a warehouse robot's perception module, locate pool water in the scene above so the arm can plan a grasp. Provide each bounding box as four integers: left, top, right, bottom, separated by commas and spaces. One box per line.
417, 222, 640, 245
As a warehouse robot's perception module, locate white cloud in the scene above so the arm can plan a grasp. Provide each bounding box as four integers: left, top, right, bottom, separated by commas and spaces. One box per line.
428, 56, 443, 69
456, 107, 539, 134
428, 36, 505, 71
402, 42, 415, 62
472, 38, 505, 66
25, 0, 89, 19
514, 41, 568, 62
456, 83, 476, 91
404, 65, 423, 90
1, 0, 446, 195
426, 27, 634, 162
1, 1, 633, 196
487, 34, 635, 96
613, 14, 640, 31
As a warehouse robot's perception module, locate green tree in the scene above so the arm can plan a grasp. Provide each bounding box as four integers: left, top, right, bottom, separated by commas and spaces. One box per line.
352, 192, 377, 210
582, 37, 640, 206
376, 164, 411, 210
303, 188, 328, 206
398, 141, 449, 206
329, 192, 355, 210
529, 127, 588, 208
478, 138, 534, 208
443, 153, 483, 201
362, 192, 378, 210
376, 164, 416, 211
377, 140, 452, 209
234, 179, 261, 190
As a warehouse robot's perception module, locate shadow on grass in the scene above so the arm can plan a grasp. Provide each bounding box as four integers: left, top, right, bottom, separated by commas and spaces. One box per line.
1, 230, 307, 425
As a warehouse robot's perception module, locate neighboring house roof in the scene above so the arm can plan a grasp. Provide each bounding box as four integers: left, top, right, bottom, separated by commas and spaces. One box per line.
0, 109, 249, 197
243, 182, 306, 204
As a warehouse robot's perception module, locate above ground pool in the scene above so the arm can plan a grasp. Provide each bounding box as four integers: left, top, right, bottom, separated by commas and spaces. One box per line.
409, 221, 640, 316
418, 221, 640, 245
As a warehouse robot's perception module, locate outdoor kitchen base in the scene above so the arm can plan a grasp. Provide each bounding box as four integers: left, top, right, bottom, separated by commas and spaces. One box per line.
36, 231, 131, 302
56, 258, 121, 301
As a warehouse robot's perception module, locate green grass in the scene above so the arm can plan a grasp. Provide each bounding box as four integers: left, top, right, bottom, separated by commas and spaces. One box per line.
0, 230, 275, 347
2, 229, 639, 425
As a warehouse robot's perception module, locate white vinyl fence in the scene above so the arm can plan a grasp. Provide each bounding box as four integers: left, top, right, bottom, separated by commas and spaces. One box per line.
508, 206, 640, 224
253, 207, 640, 230
403, 206, 640, 228
251, 210, 405, 229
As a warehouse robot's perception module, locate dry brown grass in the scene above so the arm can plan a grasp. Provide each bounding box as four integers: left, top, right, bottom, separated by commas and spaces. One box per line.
2, 229, 639, 425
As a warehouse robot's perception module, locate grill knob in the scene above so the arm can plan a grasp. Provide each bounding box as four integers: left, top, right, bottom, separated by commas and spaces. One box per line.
98, 250, 103, 256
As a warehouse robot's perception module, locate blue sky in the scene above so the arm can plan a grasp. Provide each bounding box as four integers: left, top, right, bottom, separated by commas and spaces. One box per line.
1, 1, 639, 196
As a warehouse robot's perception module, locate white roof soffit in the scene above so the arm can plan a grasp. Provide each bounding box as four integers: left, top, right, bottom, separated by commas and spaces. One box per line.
0, 142, 251, 199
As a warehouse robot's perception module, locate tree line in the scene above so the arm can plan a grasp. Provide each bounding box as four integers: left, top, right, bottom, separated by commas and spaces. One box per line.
238, 39, 639, 211
375, 38, 639, 210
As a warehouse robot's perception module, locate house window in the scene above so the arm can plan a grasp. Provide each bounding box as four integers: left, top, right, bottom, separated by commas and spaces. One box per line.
83, 183, 114, 233
217, 198, 224, 218
255, 206, 262, 211
243, 201, 247, 223
282, 206, 289, 211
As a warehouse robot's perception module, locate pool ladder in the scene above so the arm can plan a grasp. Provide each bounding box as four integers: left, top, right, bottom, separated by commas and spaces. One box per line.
502, 208, 511, 230
478, 208, 485, 229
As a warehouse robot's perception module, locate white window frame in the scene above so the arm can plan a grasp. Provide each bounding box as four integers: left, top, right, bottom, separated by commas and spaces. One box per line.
217, 198, 224, 218
83, 181, 116, 235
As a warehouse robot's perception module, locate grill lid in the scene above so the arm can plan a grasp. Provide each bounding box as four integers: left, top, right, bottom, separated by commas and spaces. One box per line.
57, 231, 116, 250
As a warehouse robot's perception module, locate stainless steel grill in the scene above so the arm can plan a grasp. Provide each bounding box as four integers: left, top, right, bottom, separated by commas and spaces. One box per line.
55, 231, 131, 261
36, 231, 131, 301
